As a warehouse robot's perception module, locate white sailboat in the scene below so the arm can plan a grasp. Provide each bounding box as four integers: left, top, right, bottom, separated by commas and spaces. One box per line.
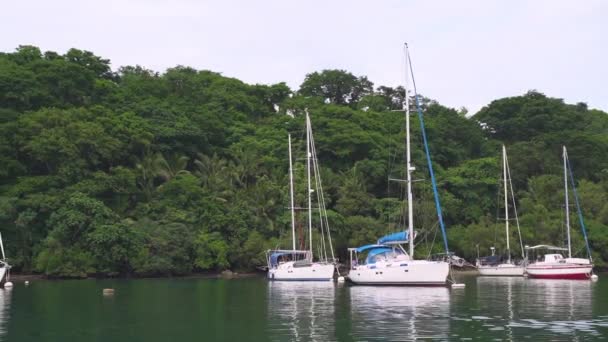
0, 233, 11, 287
346, 44, 450, 286
525, 146, 594, 280
477, 145, 525, 276
266, 112, 336, 281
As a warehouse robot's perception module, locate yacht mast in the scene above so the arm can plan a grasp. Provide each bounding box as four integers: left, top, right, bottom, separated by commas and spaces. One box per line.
404, 44, 414, 258
288, 134, 296, 251
563, 146, 572, 258
0, 233, 5, 261
503, 145, 511, 263
306, 112, 313, 259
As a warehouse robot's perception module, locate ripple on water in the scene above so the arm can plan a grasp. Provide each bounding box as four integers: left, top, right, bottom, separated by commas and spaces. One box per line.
266, 275, 608, 341
267, 282, 337, 342
348, 286, 451, 341
0, 289, 11, 340
470, 277, 607, 338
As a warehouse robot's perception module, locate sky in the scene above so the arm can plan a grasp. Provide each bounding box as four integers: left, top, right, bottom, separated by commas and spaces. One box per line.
1, 0, 607, 114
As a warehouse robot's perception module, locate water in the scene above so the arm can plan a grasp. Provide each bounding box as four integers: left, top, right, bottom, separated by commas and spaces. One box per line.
2, 274, 608, 341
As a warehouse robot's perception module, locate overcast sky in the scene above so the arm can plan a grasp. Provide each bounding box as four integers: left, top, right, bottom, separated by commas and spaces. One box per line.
2, 0, 606, 114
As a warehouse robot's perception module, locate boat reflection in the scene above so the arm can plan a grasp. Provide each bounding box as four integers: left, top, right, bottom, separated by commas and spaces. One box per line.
474, 276, 598, 339
0, 288, 11, 340
267, 281, 336, 342
349, 286, 450, 341
522, 278, 593, 320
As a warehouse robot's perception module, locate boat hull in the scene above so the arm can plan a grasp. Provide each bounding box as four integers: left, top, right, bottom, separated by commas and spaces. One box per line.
477, 264, 524, 276
348, 260, 449, 286
268, 262, 335, 281
0, 267, 5, 286
526, 264, 593, 280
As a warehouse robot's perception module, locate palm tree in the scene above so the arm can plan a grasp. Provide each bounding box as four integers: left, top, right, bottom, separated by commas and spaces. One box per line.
193, 153, 239, 201
135, 152, 189, 199
156, 153, 190, 182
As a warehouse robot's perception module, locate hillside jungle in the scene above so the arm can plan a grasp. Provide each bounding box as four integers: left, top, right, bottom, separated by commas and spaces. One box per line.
0, 46, 607, 277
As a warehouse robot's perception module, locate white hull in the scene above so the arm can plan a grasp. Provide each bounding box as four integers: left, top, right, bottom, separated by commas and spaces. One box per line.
477, 264, 524, 276
268, 262, 335, 281
348, 260, 449, 285
0, 267, 6, 286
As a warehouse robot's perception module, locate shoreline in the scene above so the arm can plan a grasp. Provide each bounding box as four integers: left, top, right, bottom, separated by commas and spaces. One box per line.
7, 271, 263, 282
8, 268, 606, 282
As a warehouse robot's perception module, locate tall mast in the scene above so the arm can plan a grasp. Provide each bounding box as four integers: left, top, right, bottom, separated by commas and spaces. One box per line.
288, 134, 296, 251
404, 44, 414, 258
563, 146, 571, 258
0, 232, 5, 261
306, 112, 313, 258
503, 145, 511, 263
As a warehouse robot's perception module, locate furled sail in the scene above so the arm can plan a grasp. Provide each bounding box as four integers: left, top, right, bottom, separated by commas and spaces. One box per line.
377, 231, 409, 245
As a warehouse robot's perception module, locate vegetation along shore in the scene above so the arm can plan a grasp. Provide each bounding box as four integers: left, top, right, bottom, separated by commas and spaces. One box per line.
0, 45, 606, 278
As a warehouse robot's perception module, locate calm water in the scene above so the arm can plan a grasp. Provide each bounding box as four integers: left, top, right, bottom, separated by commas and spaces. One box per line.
2, 274, 608, 341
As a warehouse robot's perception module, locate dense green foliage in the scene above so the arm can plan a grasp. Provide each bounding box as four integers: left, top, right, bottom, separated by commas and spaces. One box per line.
1, 45, 607, 277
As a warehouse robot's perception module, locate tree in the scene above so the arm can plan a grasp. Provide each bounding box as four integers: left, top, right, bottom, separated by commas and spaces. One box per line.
1, 44, 608, 276
194, 231, 229, 270
34, 193, 118, 277
299, 69, 373, 105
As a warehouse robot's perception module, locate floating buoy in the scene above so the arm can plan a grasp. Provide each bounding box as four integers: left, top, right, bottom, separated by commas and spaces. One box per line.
451, 283, 466, 289
102, 288, 115, 296
337, 276, 345, 283
24, 281, 29, 286
4, 282, 13, 288
591, 274, 599, 282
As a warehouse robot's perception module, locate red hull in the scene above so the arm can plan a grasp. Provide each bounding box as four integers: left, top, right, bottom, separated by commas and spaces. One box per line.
527, 272, 591, 280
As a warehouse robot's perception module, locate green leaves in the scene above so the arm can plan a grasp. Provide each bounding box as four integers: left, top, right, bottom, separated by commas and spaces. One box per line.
34, 193, 118, 277
194, 231, 229, 271
1, 45, 607, 275
299, 70, 373, 106
88, 222, 142, 274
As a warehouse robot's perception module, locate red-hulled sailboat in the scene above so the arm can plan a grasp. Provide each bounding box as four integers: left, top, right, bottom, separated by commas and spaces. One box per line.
525, 146, 595, 280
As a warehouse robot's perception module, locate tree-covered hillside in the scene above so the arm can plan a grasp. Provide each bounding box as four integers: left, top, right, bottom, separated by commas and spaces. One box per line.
1, 45, 607, 277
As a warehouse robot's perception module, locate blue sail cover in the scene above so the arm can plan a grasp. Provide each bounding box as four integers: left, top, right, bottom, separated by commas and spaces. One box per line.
377, 231, 409, 244
355, 244, 387, 253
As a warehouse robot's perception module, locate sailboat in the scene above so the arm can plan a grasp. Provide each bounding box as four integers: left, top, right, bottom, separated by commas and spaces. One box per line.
266, 112, 336, 281
0, 233, 11, 287
476, 145, 525, 276
346, 44, 450, 286
525, 146, 594, 280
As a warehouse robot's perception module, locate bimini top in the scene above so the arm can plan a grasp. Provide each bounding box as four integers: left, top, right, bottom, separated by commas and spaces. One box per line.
268, 250, 309, 267
377, 231, 409, 245
365, 247, 395, 264
525, 245, 568, 251
478, 255, 500, 266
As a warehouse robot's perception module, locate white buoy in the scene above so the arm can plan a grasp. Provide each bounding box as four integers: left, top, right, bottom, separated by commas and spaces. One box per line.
451, 283, 466, 289
337, 276, 345, 283
24, 281, 29, 286
591, 274, 599, 282
102, 288, 115, 296
4, 282, 13, 288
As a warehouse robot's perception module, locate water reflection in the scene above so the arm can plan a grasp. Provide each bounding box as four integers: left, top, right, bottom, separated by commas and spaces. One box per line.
267, 282, 336, 342
472, 277, 603, 339
0, 289, 11, 340
516, 279, 597, 337
349, 286, 450, 341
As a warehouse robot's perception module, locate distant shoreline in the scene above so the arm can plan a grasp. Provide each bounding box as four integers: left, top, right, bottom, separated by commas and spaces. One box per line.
7, 271, 263, 282
8, 268, 607, 282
